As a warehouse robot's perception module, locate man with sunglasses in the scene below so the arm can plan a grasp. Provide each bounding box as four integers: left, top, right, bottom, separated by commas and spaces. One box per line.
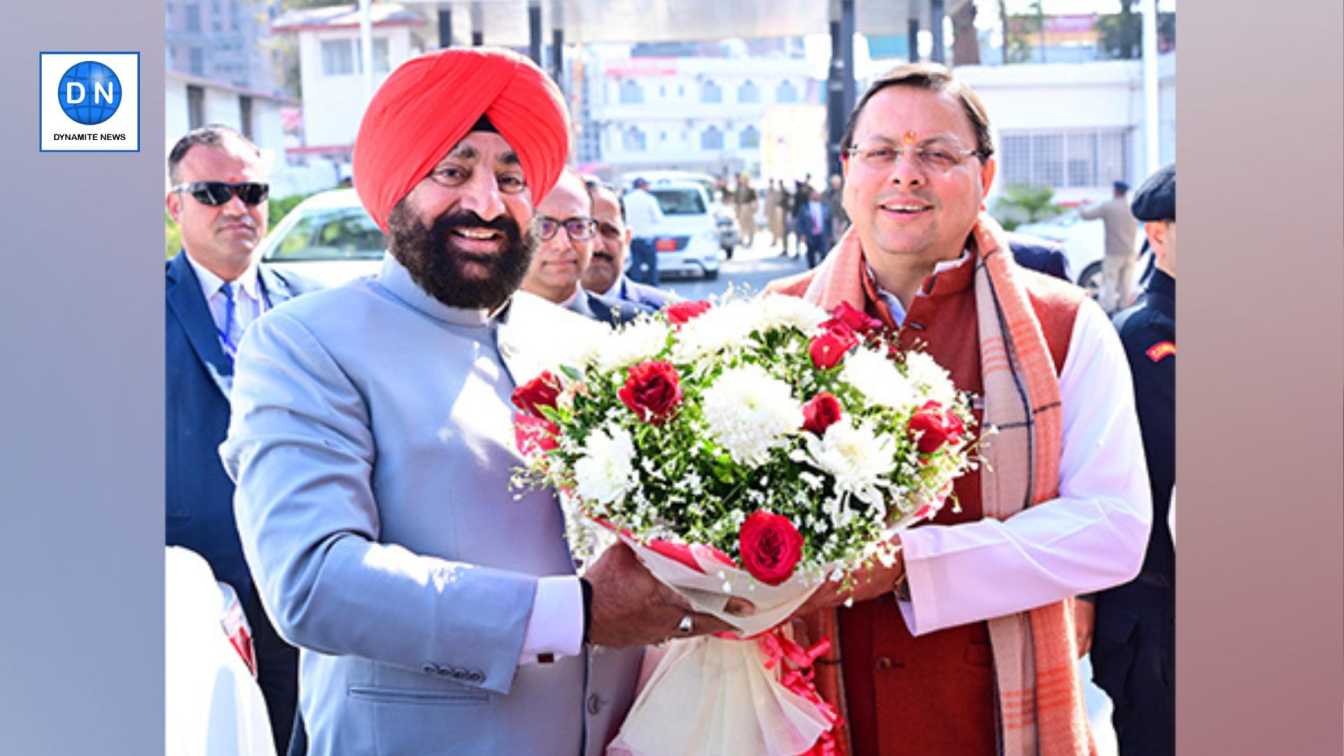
521, 168, 646, 325
580, 178, 677, 312
164, 124, 319, 756
771, 63, 1151, 755
219, 49, 737, 756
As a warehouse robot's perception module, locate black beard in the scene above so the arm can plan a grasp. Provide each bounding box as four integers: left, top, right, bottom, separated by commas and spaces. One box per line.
386, 200, 537, 310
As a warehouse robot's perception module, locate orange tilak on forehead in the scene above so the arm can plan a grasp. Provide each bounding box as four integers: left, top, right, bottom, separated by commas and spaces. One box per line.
901, 130, 919, 146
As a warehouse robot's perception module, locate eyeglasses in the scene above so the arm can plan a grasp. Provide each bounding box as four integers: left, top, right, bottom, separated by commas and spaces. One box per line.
536, 215, 597, 241
844, 143, 986, 175
171, 181, 270, 207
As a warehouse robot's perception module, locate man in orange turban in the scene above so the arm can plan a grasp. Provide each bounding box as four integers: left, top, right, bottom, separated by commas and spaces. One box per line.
223, 47, 736, 756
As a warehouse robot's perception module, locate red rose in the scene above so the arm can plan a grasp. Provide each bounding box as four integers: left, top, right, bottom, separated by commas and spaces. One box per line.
618, 360, 683, 424
907, 400, 964, 454
665, 300, 713, 325
822, 301, 883, 334
511, 371, 562, 418
801, 392, 843, 436
809, 324, 858, 370
514, 413, 559, 457
738, 510, 804, 585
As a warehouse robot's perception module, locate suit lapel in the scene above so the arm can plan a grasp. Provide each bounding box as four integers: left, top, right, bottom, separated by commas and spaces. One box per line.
259, 264, 297, 308
167, 251, 234, 399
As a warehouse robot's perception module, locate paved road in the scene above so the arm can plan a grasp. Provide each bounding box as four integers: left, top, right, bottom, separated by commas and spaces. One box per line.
660, 235, 1121, 756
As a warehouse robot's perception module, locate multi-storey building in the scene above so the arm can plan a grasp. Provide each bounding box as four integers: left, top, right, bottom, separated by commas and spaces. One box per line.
581, 41, 827, 181
165, 0, 283, 95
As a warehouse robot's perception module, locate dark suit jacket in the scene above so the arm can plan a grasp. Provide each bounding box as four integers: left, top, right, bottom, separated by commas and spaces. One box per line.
586, 289, 649, 325
1006, 233, 1073, 282
608, 275, 677, 311
165, 249, 319, 753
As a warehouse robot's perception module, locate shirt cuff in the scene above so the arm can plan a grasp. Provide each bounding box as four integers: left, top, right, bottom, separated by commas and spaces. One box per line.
518, 576, 583, 666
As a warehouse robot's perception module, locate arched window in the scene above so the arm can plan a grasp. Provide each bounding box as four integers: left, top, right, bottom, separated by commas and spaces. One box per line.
739, 125, 760, 149
737, 80, 759, 103
623, 126, 646, 152
700, 80, 722, 103
619, 79, 644, 104
701, 125, 724, 151
775, 79, 798, 103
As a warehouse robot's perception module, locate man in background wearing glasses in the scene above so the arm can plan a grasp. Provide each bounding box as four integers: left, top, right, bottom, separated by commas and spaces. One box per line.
772, 64, 1150, 755
580, 177, 678, 312
164, 123, 318, 755
520, 167, 645, 325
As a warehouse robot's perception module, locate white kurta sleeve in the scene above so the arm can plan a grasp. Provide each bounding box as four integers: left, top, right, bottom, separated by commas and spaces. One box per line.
896, 299, 1153, 635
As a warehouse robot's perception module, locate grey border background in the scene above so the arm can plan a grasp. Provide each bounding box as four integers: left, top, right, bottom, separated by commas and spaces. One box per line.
1, 0, 1341, 752
1179, 0, 1343, 753
1, 2, 164, 753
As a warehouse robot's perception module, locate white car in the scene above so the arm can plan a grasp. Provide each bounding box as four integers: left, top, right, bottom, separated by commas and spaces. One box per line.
258, 188, 385, 288
638, 181, 724, 281
1015, 210, 1147, 302
620, 170, 740, 255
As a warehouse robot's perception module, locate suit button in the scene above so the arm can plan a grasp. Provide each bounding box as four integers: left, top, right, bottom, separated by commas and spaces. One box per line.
586, 693, 604, 715
875, 656, 896, 670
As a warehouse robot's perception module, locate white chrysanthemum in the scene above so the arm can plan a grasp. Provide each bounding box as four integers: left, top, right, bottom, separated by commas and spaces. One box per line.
904, 351, 958, 407
573, 425, 638, 504
671, 300, 766, 361
559, 321, 611, 370
759, 293, 829, 333
841, 347, 917, 410
701, 363, 803, 466
803, 416, 896, 506
594, 318, 671, 372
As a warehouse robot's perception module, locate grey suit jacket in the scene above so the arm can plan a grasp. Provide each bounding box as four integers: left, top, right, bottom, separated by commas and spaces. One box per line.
221, 256, 640, 756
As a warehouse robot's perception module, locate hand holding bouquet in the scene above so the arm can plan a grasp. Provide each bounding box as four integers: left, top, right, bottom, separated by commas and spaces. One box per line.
512, 293, 979, 755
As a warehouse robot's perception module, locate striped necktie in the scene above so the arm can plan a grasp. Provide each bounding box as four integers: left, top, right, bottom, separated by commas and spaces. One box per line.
217, 282, 239, 361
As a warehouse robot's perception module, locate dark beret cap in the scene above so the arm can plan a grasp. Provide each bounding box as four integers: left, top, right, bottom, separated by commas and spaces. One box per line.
1130, 163, 1175, 221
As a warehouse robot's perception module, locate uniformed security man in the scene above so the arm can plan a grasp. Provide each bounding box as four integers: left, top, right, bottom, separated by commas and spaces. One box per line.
1089, 163, 1176, 756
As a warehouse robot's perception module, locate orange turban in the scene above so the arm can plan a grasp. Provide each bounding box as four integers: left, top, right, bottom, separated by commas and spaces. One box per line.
352, 47, 570, 232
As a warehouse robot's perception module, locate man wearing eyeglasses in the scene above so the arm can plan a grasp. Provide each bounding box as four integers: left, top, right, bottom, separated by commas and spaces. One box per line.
520, 168, 646, 325
773, 63, 1151, 755
219, 49, 737, 756
580, 178, 677, 312
164, 124, 318, 756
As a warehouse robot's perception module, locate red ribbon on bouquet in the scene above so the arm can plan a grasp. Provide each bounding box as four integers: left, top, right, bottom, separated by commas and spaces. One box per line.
758, 628, 843, 756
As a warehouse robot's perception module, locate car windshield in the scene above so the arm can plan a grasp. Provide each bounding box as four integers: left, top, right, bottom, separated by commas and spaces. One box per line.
651, 188, 706, 216
269, 207, 386, 261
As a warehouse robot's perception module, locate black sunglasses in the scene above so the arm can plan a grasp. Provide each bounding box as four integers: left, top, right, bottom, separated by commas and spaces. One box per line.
172, 181, 270, 207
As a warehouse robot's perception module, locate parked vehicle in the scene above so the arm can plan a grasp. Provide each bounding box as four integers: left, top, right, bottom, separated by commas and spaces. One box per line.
620, 170, 740, 256
1015, 210, 1146, 302
639, 180, 724, 281
257, 189, 385, 288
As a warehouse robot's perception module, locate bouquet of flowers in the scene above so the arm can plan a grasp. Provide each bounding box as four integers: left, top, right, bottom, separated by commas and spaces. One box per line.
512, 293, 978, 756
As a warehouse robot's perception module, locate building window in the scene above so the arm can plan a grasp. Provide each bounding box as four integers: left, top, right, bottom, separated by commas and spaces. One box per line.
321, 39, 356, 76
775, 79, 798, 103
619, 79, 643, 104
239, 95, 254, 140
701, 125, 724, 151
737, 80, 759, 103
999, 129, 1130, 190
700, 80, 722, 103
189, 47, 206, 76
739, 125, 760, 149
659, 85, 666, 97
623, 126, 646, 152
186, 85, 205, 130
184, 3, 201, 32
321, 38, 391, 77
